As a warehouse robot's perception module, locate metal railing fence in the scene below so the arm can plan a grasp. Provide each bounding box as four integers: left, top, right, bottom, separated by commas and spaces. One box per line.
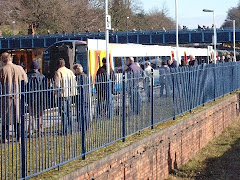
0, 62, 240, 179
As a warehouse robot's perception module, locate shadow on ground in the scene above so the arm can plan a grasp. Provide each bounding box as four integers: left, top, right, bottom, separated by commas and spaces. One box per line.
170, 137, 240, 180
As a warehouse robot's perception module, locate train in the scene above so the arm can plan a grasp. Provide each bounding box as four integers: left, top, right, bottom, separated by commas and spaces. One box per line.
42, 39, 214, 80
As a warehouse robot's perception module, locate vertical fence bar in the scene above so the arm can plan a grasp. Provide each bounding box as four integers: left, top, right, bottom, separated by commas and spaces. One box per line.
20, 81, 26, 179
231, 63, 234, 93
122, 72, 126, 142
213, 64, 216, 101
80, 76, 86, 160
151, 68, 154, 129
172, 69, 176, 119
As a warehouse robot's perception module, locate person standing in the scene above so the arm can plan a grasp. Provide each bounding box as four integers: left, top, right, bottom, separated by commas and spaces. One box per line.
167, 59, 172, 68
27, 61, 46, 137
126, 57, 143, 114
171, 58, 178, 68
0, 52, 28, 143
159, 61, 171, 97
225, 54, 232, 62
95, 58, 115, 117
188, 55, 198, 66
55, 58, 76, 135
221, 56, 225, 62
144, 61, 153, 102
73, 64, 89, 130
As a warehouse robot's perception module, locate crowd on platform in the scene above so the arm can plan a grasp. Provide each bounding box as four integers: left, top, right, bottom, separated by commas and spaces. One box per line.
0, 50, 236, 143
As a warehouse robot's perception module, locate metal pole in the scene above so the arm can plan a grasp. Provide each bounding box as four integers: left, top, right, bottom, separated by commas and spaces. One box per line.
233, 20, 236, 62
105, 0, 113, 119
127, 17, 129, 43
122, 72, 126, 142
105, 0, 110, 75
213, 10, 217, 64
20, 81, 26, 179
175, 0, 179, 62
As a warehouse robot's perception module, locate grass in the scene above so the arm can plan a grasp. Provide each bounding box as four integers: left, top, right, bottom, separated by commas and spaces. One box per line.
166, 115, 240, 180
29, 93, 238, 180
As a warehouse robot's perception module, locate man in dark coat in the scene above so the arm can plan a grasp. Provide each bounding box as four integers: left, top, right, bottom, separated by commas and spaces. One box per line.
27, 61, 46, 136
159, 61, 171, 97
225, 54, 232, 62
95, 58, 115, 117
189, 55, 198, 66
171, 58, 178, 68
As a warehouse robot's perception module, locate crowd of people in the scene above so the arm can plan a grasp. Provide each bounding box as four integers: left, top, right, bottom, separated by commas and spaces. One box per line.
0, 51, 235, 143
0, 52, 152, 142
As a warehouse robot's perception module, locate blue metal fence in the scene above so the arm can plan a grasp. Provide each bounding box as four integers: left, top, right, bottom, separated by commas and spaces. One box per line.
1, 62, 240, 179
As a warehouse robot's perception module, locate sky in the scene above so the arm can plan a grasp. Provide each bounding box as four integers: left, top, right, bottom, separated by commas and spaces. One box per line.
141, 0, 239, 29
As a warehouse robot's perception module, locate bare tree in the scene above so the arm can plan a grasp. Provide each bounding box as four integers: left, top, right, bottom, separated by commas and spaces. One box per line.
145, 8, 175, 30
0, 0, 176, 35
222, 1, 240, 28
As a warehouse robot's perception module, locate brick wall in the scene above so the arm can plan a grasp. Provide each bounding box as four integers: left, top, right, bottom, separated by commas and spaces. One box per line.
61, 94, 240, 180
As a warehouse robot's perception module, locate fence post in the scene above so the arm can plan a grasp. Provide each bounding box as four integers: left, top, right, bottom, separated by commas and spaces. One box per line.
222, 64, 225, 97
214, 64, 216, 101
172, 69, 176, 119
80, 76, 86, 160
231, 62, 234, 93
202, 65, 205, 106
122, 71, 126, 142
151, 68, 154, 129
20, 80, 26, 179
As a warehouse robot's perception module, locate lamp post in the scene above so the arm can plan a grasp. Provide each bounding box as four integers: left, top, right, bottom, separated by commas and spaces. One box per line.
175, 0, 179, 62
127, 16, 129, 43
203, 9, 217, 64
225, 19, 236, 62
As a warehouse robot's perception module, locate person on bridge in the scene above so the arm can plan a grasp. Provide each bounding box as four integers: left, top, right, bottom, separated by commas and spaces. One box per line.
27, 60, 46, 137
0, 52, 28, 143
55, 58, 76, 135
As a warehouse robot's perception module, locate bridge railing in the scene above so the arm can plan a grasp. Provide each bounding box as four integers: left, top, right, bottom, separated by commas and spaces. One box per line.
0, 28, 239, 49
0, 62, 240, 179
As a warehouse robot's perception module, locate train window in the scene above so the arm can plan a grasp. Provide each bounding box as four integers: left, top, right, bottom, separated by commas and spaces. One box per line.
122, 57, 128, 65
76, 45, 87, 53
162, 56, 166, 63
76, 53, 88, 74
114, 57, 122, 68
135, 57, 139, 63
166, 56, 171, 61
55, 42, 73, 49
113, 57, 123, 73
